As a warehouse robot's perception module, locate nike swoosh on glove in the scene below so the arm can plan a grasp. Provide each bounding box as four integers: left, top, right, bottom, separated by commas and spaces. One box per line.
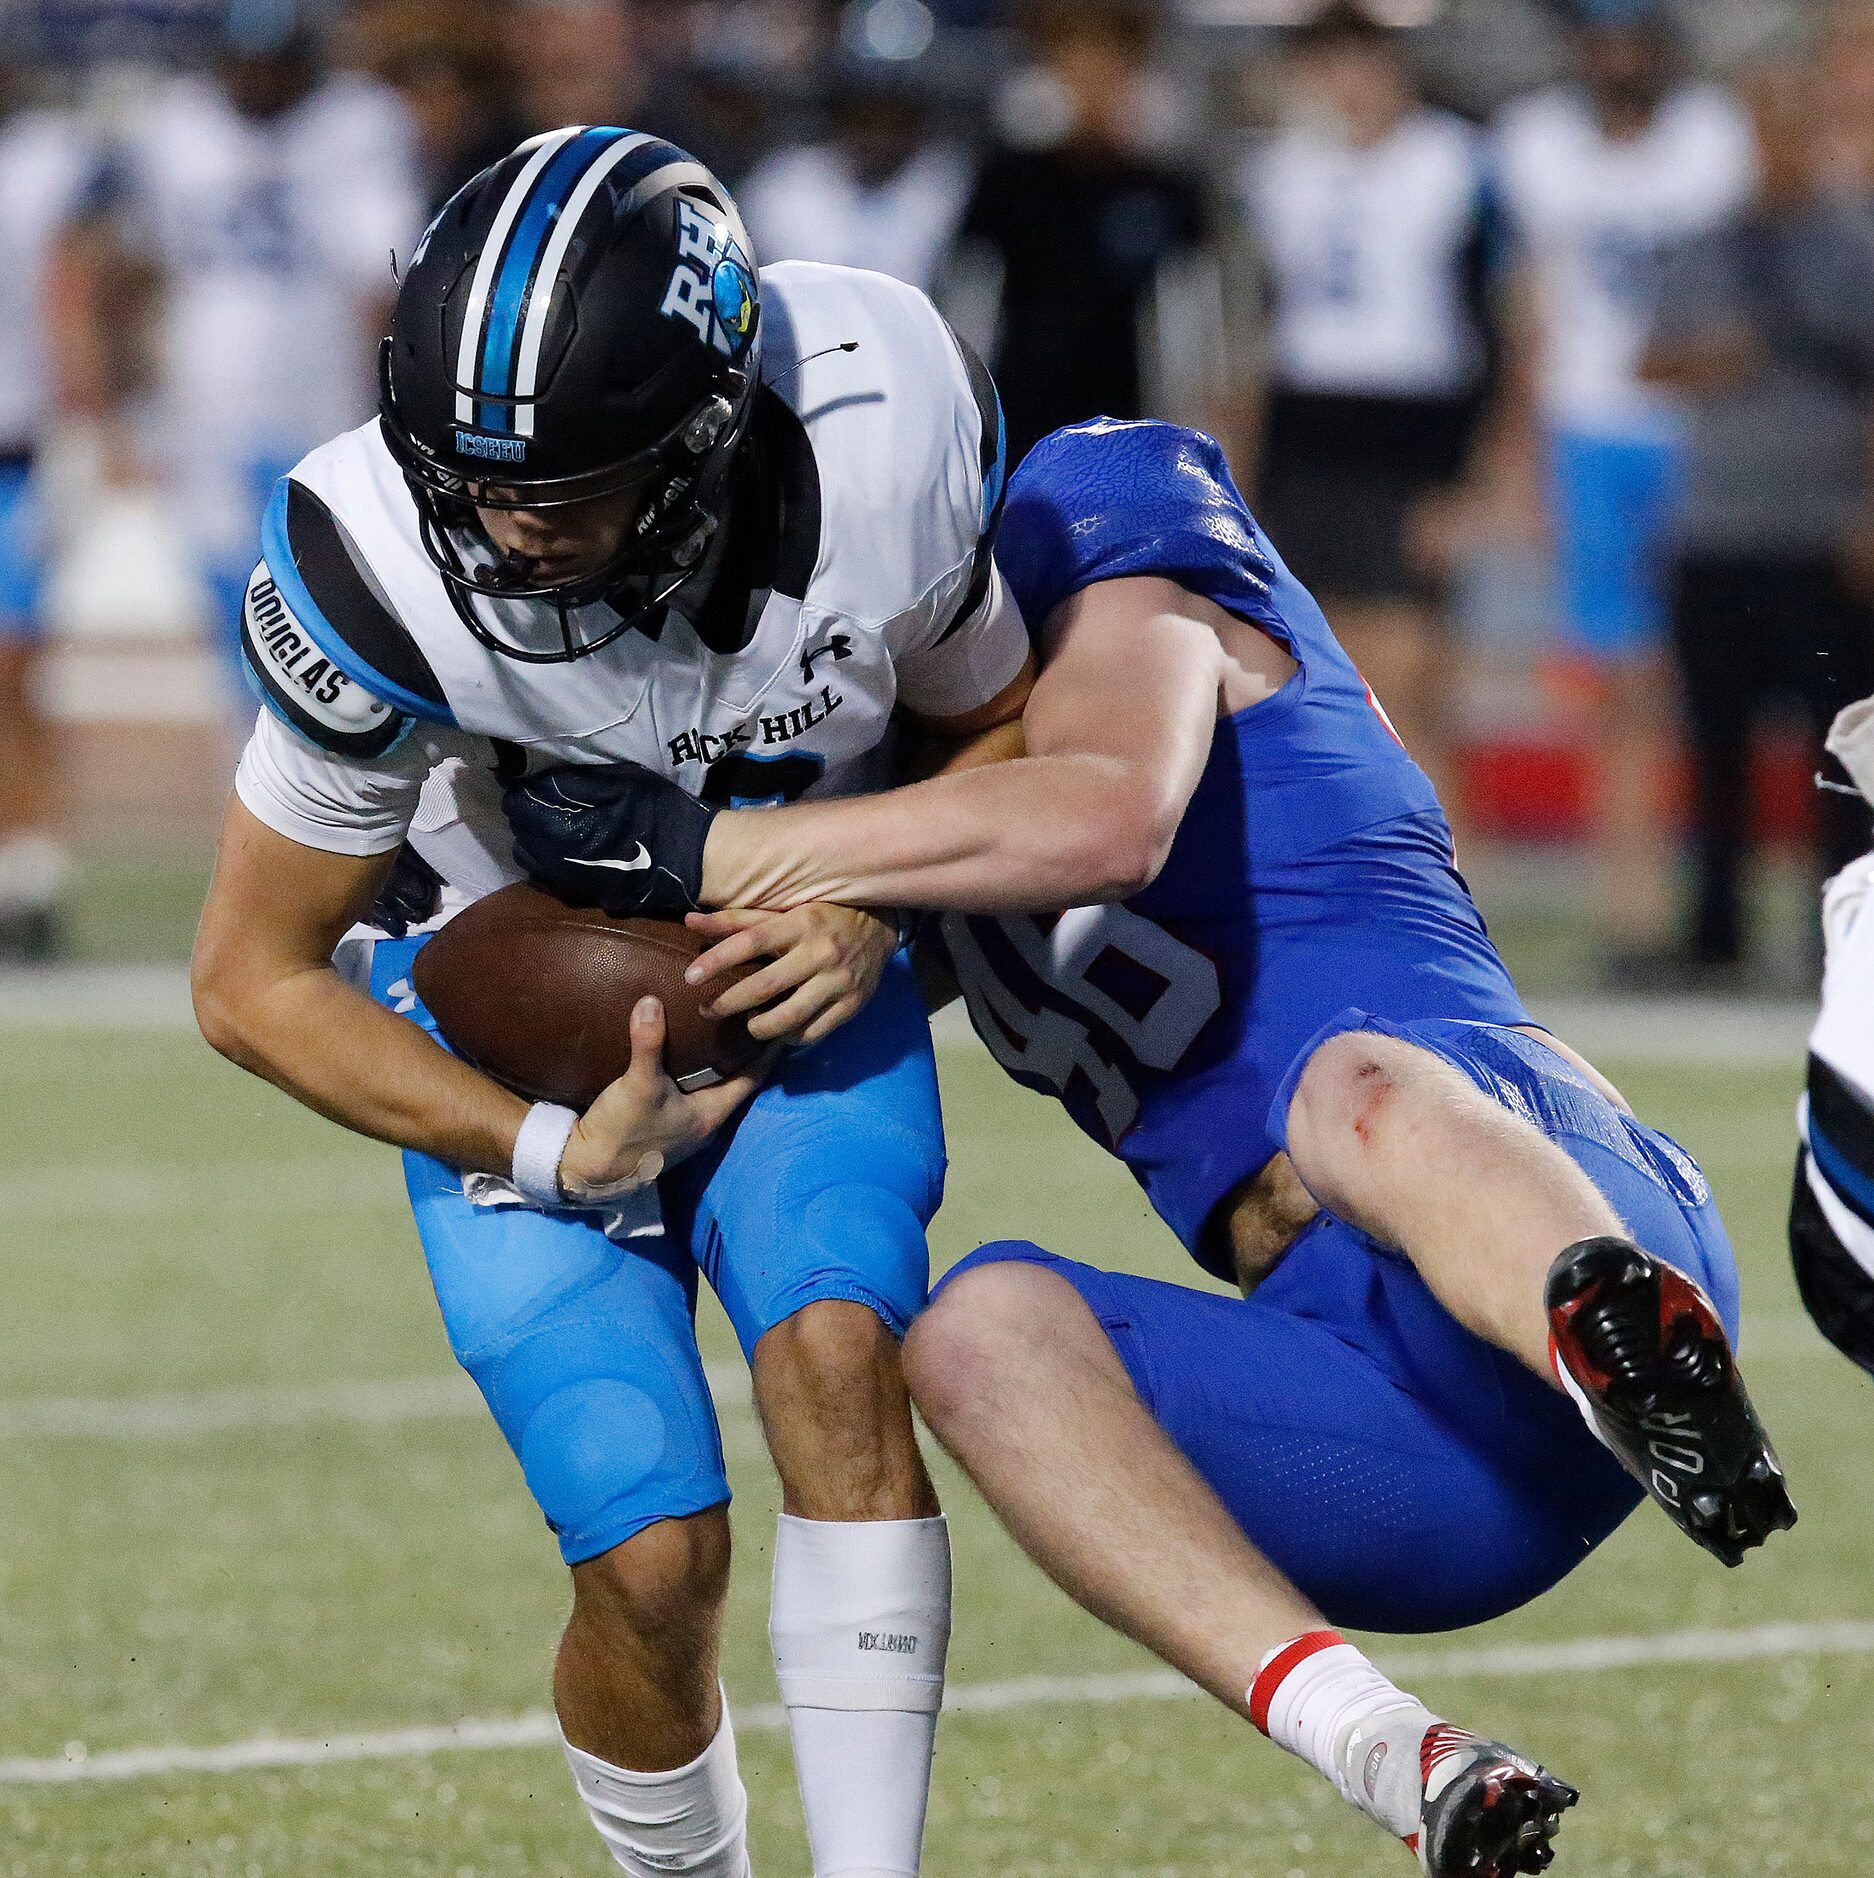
502, 762, 719, 918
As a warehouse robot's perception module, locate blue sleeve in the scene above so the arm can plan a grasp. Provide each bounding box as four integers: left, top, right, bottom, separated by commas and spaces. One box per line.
994, 420, 1288, 643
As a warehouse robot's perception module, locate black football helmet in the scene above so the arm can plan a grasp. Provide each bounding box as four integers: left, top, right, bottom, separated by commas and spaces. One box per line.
379, 127, 762, 660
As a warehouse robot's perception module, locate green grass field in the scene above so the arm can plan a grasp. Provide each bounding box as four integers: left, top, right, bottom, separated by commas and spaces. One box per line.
4, 1018, 1871, 1877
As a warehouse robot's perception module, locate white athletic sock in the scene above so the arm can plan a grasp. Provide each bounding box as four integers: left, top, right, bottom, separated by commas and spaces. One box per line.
1249, 1629, 1437, 1841
562, 1700, 752, 1878
769, 1513, 952, 1877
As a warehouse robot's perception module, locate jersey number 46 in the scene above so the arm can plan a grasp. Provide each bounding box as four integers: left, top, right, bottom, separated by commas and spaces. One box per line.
940, 905, 1223, 1146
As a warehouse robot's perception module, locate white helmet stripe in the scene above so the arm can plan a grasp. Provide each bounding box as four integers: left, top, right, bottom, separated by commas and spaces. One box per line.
509, 133, 660, 437
452, 126, 583, 427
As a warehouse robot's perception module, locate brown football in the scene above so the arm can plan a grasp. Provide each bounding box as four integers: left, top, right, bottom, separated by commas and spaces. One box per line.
411, 882, 766, 1108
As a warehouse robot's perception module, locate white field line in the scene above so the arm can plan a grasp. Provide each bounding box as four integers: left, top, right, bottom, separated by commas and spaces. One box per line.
0, 1314, 1825, 1444
2, 1159, 399, 1223
6, 1618, 1873, 1788
0, 965, 197, 1033
0, 1363, 753, 1441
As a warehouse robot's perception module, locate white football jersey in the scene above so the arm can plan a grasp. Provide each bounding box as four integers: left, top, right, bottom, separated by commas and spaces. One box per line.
1800, 699, 1874, 1278
1803, 850, 1874, 1280
234, 260, 1025, 905
0, 108, 98, 447
110, 71, 421, 556
1246, 108, 1489, 400
1494, 83, 1756, 436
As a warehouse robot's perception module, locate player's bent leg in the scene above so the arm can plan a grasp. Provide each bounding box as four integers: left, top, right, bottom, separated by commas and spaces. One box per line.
670, 952, 950, 1877
1279, 1012, 1793, 1563
558, 1513, 755, 1878
403, 1159, 754, 1875
908, 1252, 1328, 1706
910, 1243, 1577, 1876
1283, 1025, 1622, 1374
558, 1511, 733, 1764
753, 1300, 937, 1520
376, 921, 751, 1876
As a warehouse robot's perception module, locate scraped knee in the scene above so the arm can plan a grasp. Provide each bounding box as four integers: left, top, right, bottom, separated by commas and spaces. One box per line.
1287, 1030, 1416, 1164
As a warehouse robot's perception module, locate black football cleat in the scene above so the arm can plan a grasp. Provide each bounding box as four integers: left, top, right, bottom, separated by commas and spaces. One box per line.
1413, 1727, 1578, 1876
1547, 1236, 1797, 1566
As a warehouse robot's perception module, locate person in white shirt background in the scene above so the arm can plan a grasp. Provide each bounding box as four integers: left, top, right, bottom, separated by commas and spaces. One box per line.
1241, 2, 1495, 823
738, 50, 971, 295
1494, 0, 1757, 985
0, 72, 100, 959
68, 0, 420, 691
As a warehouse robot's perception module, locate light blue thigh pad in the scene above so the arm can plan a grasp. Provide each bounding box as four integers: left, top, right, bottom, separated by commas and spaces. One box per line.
371, 934, 729, 1566
664, 951, 946, 1362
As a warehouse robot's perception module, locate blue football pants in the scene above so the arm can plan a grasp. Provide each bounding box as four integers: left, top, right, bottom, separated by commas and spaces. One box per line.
942, 1015, 1740, 1634
372, 933, 945, 1563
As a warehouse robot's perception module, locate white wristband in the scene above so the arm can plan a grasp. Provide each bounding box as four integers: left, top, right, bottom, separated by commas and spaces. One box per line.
511, 1102, 579, 1207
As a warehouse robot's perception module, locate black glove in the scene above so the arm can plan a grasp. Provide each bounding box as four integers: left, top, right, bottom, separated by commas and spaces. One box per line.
503, 761, 720, 918
369, 842, 445, 938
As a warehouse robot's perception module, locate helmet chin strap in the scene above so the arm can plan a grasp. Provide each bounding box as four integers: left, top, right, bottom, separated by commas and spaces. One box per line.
604, 500, 725, 628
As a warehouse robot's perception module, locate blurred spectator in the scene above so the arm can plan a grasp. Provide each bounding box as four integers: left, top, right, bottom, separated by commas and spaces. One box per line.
0, 75, 103, 960
366, 0, 525, 211
508, 0, 788, 185
1642, 54, 1874, 980
1817, 0, 1874, 203
73, 0, 421, 677
510, 0, 645, 133
1241, 2, 1492, 810
642, 0, 816, 183
738, 55, 969, 289
1494, 1, 1756, 984
944, 0, 1215, 464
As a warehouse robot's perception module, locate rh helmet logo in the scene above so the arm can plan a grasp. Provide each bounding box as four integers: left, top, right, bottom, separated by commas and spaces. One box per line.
660, 200, 756, 357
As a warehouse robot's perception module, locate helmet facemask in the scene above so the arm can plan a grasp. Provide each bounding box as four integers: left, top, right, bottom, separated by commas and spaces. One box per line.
382, 346, 758, 662
376, 136, 765, 663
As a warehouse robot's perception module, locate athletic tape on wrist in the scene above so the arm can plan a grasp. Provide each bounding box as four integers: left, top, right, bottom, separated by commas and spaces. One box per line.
512, 1102, 579, 1207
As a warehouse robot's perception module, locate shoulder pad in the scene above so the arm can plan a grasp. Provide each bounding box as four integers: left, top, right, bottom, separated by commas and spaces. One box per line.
240, 561, 412, 758
997, 420, 1279, 635
258, 475, 455, 725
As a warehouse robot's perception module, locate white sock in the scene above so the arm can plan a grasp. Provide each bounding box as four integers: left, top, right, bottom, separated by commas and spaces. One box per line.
1249, 1630, 1438, 1841
769, 1513, 952, 1878
562, 1700, 752, 1878
0, 833, 71, 915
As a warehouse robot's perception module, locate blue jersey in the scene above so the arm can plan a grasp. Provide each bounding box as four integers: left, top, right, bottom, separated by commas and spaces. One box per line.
938, 419, 1529, 1273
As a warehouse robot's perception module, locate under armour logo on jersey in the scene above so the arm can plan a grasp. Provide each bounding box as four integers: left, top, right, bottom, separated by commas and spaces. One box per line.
661, 201, 756, 357
800, 633, 853, 683
385, 978, 420, 1017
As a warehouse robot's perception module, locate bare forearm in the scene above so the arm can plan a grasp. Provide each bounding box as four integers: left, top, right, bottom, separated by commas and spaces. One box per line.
700, 751, 1172, 913
201, 962, 529, 1174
